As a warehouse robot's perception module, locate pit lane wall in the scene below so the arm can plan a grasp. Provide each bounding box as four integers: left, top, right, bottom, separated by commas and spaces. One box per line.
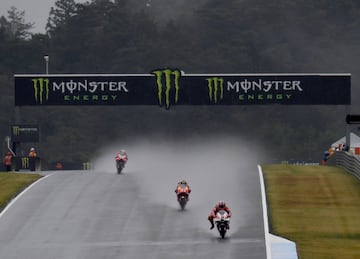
258, 166, 298, 259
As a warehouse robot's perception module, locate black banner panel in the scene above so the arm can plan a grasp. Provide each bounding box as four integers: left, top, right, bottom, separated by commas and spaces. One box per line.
11, 124, 39, 142
14, 71, 351, 108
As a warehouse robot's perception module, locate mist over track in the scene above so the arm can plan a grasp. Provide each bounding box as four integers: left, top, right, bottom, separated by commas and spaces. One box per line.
0, 135, 267, 258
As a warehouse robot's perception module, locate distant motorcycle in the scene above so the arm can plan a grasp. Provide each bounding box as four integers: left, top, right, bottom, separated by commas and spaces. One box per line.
214, 210, 230, 238
115, 153, 127, 174
175, 184, 190, 210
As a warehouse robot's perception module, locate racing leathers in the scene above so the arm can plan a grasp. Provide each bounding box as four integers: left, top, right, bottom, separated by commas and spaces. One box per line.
115, 150, 128, 163
208, 201, 232, 230
175, 181, 191, 201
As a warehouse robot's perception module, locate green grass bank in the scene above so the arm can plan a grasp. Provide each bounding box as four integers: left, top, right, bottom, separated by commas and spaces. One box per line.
262, 164, 360, 259
0, 172, 42, 210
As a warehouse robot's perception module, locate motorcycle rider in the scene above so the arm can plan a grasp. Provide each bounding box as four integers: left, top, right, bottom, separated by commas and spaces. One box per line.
115, 149, 128, 162
175, 179, 191, 200
208, 200, 232, 230
115, 149, 128, 174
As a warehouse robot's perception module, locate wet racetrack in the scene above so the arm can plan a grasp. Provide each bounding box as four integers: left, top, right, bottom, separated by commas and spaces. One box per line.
0, 138, 267, 258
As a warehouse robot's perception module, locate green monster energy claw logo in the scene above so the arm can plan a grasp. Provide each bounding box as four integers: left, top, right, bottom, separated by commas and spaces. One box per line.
12, 126, 20, 136
152, 69, 181, 109
21, 157, 29, 168
83, 162, 92, 170
206, 77, 224, 103
32, 78, 50, 104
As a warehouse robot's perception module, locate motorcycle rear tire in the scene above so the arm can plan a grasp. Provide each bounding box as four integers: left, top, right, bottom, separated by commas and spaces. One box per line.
116, 161, 124, 174
220, 230, 226, 238
179, 201, 187, 210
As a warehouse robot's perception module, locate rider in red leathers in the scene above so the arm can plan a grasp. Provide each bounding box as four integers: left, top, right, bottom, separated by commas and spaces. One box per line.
175, 180, 191, 201
115, 149, 128, 162
115, 149, 128, 173
208, 200, 232, 229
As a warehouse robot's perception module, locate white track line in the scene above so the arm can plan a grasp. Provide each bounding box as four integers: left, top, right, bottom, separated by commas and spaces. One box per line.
258, 165, 272, 259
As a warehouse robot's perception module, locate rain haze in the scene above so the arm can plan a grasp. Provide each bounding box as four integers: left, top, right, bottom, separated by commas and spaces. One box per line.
92, 134, 266, 232
0, 134, 269, 258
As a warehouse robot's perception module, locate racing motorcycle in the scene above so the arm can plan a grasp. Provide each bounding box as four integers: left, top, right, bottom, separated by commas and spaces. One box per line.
175, 184, 190, 210
115, 153, 127, 174
214, 210, 230, 238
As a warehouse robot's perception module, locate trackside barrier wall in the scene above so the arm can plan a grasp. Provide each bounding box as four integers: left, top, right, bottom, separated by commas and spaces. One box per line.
326, 151, 360, 179
12, 156, 41, 171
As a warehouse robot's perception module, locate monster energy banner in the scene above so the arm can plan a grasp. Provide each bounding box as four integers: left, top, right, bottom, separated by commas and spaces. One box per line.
14, 70, 351, 108
11, 124, 39, 142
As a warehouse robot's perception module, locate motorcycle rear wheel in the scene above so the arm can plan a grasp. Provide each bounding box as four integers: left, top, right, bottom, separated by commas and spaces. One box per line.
116, 161, 124, 174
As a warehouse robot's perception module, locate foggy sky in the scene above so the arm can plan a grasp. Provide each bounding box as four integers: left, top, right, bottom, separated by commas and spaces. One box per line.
0, 0, 208, 33
0, 0, 88, 33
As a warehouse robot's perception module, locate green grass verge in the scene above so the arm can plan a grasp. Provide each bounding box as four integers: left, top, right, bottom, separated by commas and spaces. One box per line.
262, 164, 360, 259
0, 172, 43, 210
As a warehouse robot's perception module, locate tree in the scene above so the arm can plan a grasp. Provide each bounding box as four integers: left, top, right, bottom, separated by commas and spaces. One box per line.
46, 0, 78, 35
4, 6, 34, 39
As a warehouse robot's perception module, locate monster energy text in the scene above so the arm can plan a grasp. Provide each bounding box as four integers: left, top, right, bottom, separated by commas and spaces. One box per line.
52, 80, 129, 93
152, 69, 181, 109
32, 78, 129, 104
227, 79, 302, 102
238, 94, 292, 101
64, 95, 118, 102
227, 79, 303, 93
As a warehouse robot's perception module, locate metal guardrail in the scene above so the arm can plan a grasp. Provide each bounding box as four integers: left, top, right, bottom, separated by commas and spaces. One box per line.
326, 151, 360, 179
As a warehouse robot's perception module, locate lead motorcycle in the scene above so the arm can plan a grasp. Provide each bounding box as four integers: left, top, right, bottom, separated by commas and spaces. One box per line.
214, 210, 230, 238
175, 184, 190, 210
115, 152, 127, 174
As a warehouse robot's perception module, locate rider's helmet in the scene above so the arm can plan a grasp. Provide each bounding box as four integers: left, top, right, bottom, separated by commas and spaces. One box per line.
30, 147, 35, 151
180, 180, 187, 185
120, 149, 126, 154
218, 200, 226, 209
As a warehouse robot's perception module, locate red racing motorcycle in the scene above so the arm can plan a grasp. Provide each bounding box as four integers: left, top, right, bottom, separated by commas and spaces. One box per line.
175, 184, 191, 210
115, 151, 128, 174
